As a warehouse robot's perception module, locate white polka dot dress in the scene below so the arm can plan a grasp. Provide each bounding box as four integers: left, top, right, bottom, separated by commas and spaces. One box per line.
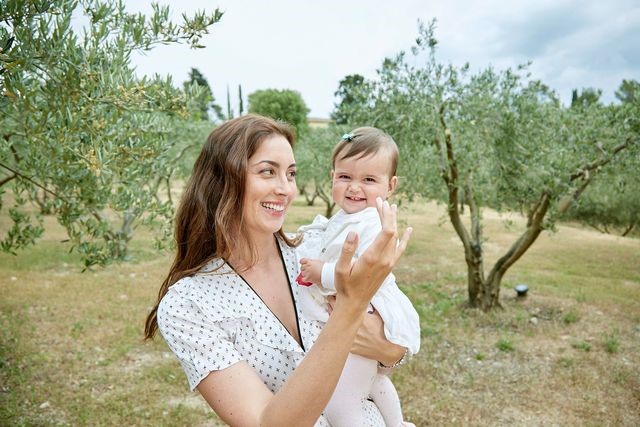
157, 237, 385, 426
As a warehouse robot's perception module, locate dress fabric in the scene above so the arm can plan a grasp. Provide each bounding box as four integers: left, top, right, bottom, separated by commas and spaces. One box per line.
157, 237, 385, 426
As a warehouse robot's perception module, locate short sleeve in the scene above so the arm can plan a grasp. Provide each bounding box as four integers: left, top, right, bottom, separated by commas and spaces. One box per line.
157, 287, 243, 390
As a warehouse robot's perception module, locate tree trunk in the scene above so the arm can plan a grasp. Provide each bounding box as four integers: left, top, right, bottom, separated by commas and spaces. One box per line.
302, 187, 318, 206
622, 223, 635, 237
316, 185, 335, 218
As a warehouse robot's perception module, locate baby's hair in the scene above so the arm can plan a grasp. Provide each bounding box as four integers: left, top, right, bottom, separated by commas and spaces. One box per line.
332, 127, 399, 176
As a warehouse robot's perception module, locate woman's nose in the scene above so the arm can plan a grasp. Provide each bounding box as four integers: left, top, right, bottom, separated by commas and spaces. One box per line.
275, 173, 291, 194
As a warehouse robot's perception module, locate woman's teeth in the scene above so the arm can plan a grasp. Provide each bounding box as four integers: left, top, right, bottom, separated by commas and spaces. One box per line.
262, 203, 284, 211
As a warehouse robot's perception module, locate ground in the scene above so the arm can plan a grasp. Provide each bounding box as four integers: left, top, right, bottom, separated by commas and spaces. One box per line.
1, 199, 638, 426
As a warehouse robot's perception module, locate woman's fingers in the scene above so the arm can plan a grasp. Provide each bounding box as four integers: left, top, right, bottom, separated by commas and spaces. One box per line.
334, 231, 359, 290
395, 227, 413, 263
365, 198, 398, 258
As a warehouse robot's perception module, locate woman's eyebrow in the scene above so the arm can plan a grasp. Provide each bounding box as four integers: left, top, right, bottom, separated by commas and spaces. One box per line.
253, 160, 296, 168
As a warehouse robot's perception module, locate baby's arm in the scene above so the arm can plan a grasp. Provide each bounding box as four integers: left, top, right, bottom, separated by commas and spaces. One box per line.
299, 258, 324, 285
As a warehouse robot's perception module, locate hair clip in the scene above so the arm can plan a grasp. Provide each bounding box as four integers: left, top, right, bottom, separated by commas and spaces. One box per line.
342, 133, 354, 142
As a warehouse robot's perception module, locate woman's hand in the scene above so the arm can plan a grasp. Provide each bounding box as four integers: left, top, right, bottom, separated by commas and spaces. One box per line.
326, 296, 407, 367
333, 198, 412, 310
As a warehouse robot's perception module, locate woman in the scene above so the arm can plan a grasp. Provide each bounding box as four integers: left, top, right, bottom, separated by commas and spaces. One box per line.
144, 114, 412, 426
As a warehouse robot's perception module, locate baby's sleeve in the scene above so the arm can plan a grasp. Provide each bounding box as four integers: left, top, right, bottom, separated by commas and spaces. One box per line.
157, 288, 243, 390
320, 262, 337, 292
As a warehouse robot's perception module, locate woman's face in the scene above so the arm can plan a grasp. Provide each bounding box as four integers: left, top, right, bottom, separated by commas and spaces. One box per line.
243, 134, 297, 237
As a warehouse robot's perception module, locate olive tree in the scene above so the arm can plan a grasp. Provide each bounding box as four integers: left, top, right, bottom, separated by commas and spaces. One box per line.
295, 126, 345, 217
0, 0, 222, 267
337, 21, 639, 310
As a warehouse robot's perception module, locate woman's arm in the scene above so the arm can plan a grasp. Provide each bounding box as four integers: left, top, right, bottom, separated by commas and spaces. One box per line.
198, 199, 412, 426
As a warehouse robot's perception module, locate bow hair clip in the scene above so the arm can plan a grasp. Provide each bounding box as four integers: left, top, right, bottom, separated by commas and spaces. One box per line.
342, 133, 354, 142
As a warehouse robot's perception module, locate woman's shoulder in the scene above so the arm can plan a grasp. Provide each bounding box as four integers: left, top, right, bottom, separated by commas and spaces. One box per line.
167, 259, 229, 293
157, 260, 240, 320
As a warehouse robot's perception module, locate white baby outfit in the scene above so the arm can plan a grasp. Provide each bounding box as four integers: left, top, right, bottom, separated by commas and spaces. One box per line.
297, 207, 421, 426
297, 207, 420, 355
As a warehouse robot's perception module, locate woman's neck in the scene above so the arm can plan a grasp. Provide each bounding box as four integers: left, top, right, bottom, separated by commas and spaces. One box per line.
227, 232, 279, 272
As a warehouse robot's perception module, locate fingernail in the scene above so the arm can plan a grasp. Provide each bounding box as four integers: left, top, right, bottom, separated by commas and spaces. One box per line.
346, 231, 356, 243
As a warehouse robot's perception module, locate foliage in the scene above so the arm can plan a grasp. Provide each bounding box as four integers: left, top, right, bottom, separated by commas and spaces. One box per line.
571, 87, 602, 108
248, 88, 310, 137
295, 126, 344, 217
331, 20, 639, 310
238, 84, 244, 115
331, 74, 370, 125
182, 67, 224, 121
565, 148, 639, 236
563, 81, 640, 236
0, 0, 222, 268
615, 79, 640, 104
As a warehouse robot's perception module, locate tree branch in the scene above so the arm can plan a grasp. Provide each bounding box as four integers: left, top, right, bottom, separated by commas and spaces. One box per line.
465, 174, 481, 246
437, 104, 471, 249
0, 173, 17, 187
569, 137, 636, 182
487, 192, 550, 283
0, 161, 61, 198
622, 223, 635, 237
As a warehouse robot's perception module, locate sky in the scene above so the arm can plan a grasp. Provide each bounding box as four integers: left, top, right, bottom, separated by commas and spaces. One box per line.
123, 0, 640, 118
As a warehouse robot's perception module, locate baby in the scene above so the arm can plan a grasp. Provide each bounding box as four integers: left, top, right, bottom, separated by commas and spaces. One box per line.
297, 127, 420, 427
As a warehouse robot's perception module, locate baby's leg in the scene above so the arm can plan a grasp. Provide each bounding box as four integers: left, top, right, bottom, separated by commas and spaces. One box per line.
324, 353, 377, 427
370, 373, 404, 427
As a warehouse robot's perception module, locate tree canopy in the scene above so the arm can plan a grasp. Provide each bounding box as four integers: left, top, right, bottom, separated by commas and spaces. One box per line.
248, 88, 310, 137
182, 67, 224, 121
331, 74, 369, 125
0, 0, 222, 267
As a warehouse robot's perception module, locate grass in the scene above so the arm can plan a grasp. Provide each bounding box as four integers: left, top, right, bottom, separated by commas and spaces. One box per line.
602, 330, 621, 354
1, 198, 639, 426
562, 309, 580, 325
571, 340, 592, 352
495, 337, 515, 352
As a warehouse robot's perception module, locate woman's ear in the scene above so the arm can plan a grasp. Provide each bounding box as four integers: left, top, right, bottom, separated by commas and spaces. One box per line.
388, 176, 398, 196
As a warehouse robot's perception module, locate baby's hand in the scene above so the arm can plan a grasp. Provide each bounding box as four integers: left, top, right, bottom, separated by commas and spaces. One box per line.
299, 258, 324, 285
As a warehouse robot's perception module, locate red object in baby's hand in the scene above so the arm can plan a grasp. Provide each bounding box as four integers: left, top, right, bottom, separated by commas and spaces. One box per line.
296, 273, 314, 287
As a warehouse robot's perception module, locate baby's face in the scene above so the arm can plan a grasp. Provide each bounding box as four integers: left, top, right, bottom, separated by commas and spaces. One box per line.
331, 151, 397, 214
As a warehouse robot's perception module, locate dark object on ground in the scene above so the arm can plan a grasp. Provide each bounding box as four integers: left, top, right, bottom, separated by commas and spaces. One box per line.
514, 284, 529, 298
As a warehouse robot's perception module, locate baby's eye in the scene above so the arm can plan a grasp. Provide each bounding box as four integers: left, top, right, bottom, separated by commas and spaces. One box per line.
337, 174, 350, 180
365, 177, 377, 183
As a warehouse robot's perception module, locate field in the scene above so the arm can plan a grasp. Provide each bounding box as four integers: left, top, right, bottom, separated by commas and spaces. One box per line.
1, 199, 639, 426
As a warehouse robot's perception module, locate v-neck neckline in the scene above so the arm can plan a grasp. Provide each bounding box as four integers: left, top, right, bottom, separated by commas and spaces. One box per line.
226, 236, 306, 352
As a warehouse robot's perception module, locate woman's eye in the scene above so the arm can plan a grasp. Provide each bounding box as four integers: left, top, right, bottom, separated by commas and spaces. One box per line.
288, 170, 297, 179
260, 169, 275, 175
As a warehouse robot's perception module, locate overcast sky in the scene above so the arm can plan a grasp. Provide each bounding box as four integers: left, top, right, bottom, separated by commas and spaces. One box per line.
124, 0, 640, 118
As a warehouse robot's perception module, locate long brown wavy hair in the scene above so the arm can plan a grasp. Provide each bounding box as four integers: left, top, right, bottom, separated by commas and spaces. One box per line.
144, 114, 297, 339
